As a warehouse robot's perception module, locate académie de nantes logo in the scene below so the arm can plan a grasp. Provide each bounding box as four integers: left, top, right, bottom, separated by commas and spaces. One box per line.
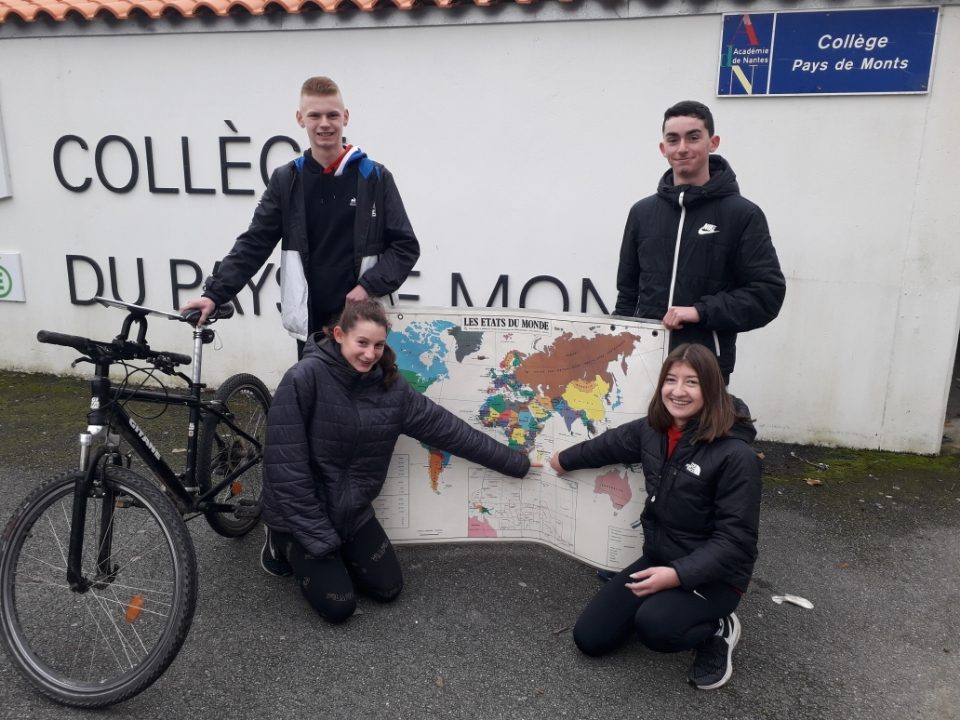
719, 14, 774, 96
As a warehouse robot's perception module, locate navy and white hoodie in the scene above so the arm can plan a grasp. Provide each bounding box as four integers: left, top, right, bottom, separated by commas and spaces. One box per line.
203, 147, 420, 340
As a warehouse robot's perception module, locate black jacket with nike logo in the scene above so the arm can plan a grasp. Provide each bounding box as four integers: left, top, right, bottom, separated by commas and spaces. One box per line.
614, 155, 786, 379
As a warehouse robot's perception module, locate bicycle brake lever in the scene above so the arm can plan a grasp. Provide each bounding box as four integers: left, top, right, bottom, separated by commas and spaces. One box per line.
70, 357, 93, 369
152, 360, 177, 376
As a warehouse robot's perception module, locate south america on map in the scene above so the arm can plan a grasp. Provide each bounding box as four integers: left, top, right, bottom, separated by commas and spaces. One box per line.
371, 307, 665, 570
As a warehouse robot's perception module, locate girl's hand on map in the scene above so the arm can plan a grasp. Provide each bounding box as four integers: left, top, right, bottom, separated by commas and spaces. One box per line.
624, 566, 680, 598
548, 453, 567, 475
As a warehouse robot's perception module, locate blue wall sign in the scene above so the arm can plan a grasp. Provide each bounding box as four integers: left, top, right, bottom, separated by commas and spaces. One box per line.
718, 7, 939, 96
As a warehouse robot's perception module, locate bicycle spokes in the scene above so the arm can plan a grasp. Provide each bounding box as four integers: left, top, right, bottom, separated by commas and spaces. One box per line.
0, 468, 197, 706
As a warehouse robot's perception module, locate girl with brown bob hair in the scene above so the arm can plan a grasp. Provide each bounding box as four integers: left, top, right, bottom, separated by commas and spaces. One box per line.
550, 343, 761, 691
646, 343, 740, 442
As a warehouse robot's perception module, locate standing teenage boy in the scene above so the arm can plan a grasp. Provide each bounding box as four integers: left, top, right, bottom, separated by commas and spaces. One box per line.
181, 76, 420, 355
614, 100, 785, 384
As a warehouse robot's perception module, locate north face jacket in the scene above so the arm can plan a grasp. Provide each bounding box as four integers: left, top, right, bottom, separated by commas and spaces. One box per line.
557, 406, 761, 593
202, 147, 420, 341
261, 336, 531, 557
614, 155, 785, 378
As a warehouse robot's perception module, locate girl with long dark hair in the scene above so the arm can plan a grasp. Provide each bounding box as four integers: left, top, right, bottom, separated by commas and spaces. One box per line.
261, 298, 531, 623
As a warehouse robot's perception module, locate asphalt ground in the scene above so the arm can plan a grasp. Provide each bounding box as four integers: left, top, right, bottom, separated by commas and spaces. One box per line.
0, 371, 958, 720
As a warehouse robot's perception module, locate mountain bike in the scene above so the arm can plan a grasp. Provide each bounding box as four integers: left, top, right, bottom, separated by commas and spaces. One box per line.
0, 297, 271, 708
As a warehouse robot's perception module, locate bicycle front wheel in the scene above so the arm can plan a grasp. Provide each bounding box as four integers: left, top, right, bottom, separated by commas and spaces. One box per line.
0, 466, 197, 708
197, 373, 271, 537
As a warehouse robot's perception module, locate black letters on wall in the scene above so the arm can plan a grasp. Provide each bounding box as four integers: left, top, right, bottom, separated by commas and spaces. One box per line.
52, 131, 302, 196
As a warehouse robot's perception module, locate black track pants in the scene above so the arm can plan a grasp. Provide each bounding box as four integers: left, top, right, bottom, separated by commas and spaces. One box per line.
273, 517, 403, 624
573, 556, 741, 656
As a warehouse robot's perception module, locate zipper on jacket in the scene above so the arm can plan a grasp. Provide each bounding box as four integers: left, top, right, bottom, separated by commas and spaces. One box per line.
652, 434, 701, 555
665, 190, 687, 346
652, 467, 676, 555
341, 377, 364, 538
650, 430, 669, 507
712, 330, 721, 357
651, 433, 673, 551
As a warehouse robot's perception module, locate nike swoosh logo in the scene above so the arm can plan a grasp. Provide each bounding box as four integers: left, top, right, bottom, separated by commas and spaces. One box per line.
698, 223, 719, 235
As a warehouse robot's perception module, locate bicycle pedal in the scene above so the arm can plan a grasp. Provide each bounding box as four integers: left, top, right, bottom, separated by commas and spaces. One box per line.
234, 503, 261, 518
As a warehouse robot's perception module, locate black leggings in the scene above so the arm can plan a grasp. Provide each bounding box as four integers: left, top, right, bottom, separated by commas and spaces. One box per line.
573, 556, 741, 656
273, 517, 403, 624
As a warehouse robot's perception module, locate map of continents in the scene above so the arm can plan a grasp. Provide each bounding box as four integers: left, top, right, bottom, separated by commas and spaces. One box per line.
389, 319, 641, 511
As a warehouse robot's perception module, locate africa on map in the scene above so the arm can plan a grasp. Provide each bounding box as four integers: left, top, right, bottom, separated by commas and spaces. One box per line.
372, 307, 665, 571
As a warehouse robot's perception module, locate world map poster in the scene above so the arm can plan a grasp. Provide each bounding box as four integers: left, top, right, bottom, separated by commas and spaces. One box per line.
377, 307, 666, 571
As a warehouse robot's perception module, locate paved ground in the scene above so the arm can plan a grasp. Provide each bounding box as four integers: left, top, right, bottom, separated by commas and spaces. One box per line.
0, 371, 958, 720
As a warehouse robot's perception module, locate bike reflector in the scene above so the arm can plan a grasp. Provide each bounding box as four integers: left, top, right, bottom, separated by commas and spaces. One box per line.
125, 594, 145, 623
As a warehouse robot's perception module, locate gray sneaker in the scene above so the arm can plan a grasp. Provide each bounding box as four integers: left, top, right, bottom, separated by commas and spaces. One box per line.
687, 612, 741, 690
260, 526, 293, 577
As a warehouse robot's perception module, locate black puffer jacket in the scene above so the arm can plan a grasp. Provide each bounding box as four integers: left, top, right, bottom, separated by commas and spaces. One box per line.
558, 405, 761, 592
614, 155, 785, 378
262, 336, 530, 557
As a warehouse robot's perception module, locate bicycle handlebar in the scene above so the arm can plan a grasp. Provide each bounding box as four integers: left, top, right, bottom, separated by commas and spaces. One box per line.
155, 349, 194, 367
38, 329, 194, 368
36, 330, 92, 355
38, 299, 239, 370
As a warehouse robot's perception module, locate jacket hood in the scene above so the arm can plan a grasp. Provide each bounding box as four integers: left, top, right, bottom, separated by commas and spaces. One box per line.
338, 145, 368, 173
729, 394, 757, 444
656, 154, 741, 208
304, 334, 385, 388
682, 393, 756, 445
728, 415, 757, 444
294, 145, 369, 177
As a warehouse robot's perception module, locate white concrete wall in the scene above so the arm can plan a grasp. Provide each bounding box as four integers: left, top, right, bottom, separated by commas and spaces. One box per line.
0, 104, 10, 199
0, 8, 958, 452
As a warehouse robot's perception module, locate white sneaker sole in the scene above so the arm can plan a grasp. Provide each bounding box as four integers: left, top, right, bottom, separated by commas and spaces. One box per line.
695, 612, 741, 691
260, 526, 292, 577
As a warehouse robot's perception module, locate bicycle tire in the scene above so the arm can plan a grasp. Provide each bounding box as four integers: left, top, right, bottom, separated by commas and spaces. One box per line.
0, 466, 197, 708
197, 373, 272, 537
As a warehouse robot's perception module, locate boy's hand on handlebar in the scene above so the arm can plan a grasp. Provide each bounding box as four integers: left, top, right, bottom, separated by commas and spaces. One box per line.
179, 297, 216, 326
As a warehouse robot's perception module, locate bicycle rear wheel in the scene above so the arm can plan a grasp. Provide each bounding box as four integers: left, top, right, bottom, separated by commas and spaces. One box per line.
197, 373, 271, 537
0, 466, 197, 708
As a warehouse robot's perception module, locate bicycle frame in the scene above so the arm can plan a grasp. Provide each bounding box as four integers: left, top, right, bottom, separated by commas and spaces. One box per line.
66, 310, 263, 592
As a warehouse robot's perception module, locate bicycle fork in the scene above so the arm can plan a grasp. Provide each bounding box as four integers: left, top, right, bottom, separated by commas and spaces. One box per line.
66, 426, 122, 593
